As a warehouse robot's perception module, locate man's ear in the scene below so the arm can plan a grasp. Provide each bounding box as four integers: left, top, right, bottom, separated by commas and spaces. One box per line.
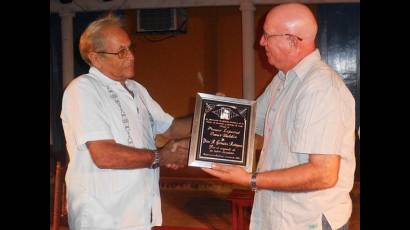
88, 52, 101, 68
288, 36, 299, 49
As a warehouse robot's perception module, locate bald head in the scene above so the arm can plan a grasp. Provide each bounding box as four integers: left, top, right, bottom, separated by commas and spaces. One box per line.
266, 3, 318, 43
260, 3, 318, 72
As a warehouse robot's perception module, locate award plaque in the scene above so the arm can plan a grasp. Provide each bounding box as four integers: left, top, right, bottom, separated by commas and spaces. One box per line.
188, 93, 256, 172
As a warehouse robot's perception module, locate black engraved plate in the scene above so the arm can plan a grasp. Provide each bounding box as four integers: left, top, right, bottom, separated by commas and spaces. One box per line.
188, 93, 256, 172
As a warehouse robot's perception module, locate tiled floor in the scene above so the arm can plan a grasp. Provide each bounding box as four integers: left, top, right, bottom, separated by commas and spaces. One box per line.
161, 190, 232, 229
53, 180, 360, 230
159, 181, 360, 230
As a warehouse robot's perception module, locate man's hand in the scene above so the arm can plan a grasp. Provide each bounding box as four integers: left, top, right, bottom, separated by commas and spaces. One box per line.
159, 138, 190, 170
201, 163, 251, 187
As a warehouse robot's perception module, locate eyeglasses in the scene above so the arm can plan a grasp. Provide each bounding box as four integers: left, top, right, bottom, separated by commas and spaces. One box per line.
95, 44, 135, 59
262, 32, 303, 41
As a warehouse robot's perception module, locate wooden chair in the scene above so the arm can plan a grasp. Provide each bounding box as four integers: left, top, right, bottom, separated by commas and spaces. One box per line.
51, 161, 68, 230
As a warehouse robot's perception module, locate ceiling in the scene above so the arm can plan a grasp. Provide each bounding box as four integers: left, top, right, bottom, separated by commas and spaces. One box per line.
50, 0, 360, 13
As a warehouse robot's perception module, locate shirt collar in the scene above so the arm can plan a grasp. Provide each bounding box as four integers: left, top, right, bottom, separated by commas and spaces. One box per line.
89, 67, 118, 86
292, 49, 321, 80
89, 66, 132, 87
277, 49, 321, 81
277, 71, 286, 81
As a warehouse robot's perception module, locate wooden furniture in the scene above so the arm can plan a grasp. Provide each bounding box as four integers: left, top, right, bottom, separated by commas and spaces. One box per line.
51, 161, 68, 230
227, 189, 254, 230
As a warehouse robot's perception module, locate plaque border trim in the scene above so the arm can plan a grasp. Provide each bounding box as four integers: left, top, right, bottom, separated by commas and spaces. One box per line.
188, 93, 256, 172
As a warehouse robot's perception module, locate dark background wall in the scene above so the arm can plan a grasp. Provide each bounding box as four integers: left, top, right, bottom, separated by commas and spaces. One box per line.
50, 14, 64, 158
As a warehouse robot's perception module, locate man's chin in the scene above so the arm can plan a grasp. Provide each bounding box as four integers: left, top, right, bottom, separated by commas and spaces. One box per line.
267, 59, 275, 66
125, 72, 135, 78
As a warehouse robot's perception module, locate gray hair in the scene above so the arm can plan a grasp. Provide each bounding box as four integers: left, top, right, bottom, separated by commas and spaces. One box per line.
79, 14, 125, 65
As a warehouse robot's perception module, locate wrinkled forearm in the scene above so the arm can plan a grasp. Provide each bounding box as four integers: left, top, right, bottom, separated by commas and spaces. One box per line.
163, 115, 193, 139
86, 140, 155, 169
256, 154, 340, 191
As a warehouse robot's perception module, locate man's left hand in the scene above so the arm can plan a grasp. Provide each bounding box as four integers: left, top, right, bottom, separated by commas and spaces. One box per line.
201, 163, 251, 187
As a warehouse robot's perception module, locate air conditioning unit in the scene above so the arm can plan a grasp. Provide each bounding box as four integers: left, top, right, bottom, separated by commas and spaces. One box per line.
136, 8, 187, 34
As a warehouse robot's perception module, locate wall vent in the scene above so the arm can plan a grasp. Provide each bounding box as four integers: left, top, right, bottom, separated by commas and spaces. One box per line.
136, 8, 187, 34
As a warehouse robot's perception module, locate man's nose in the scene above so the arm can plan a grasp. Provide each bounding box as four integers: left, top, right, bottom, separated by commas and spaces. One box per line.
127, 50, 135, 60
259, 36, 266, 46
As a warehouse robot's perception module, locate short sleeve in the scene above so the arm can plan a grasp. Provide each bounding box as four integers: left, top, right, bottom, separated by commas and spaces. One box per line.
290, 72, 344, 154
61, 78, 114, 147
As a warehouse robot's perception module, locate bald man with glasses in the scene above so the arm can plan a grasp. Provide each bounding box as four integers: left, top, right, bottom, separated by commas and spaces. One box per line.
61, 14, 191, 230
202, 3, 356, 230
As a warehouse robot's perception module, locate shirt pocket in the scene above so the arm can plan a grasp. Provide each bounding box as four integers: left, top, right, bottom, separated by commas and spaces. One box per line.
80, 195, 117, 229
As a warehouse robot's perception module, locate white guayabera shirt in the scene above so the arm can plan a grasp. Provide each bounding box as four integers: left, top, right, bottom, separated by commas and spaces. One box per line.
61, 67, 173, 230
